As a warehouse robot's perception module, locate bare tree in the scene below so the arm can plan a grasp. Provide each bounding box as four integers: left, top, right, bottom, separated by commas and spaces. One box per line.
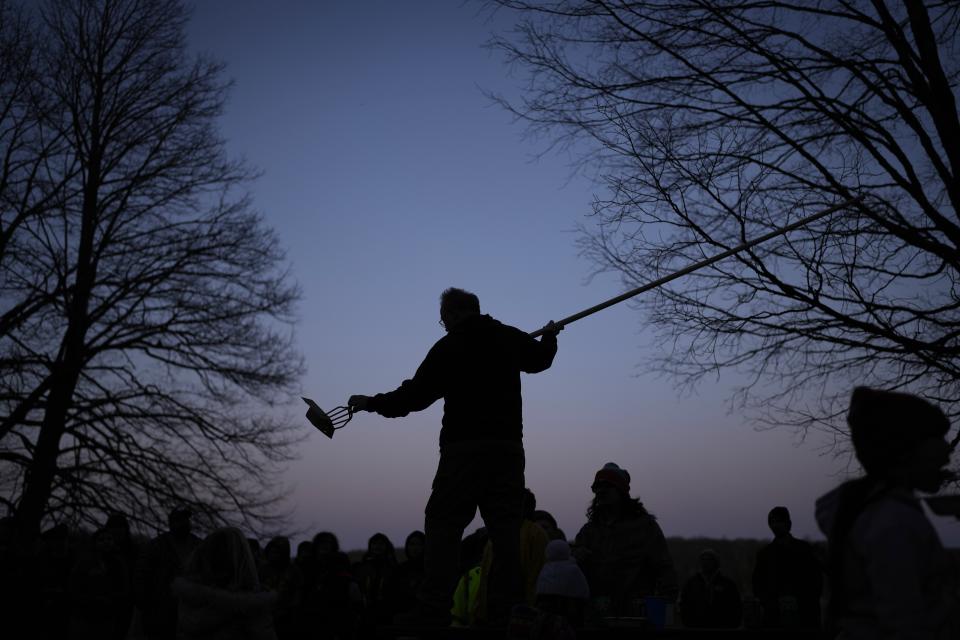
488, 0, 960, 445
1, 0, 304, 541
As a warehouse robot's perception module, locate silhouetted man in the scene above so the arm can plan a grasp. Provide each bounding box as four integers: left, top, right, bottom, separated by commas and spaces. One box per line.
680, 549, 742, 629
752, 506, 822, 629
349, 287, 560, 626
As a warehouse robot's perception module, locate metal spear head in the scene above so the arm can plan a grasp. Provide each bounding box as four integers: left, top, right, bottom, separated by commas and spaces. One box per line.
302, 397, 353, 438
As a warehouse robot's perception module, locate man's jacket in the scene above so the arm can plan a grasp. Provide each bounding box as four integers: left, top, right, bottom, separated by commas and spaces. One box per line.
367, 314, 557, 446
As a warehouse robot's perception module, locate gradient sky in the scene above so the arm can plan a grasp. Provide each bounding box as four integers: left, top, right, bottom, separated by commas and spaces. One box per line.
185, 1, 959, 550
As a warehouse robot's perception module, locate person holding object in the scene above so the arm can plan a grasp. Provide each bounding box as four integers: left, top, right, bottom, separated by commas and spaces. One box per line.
348, 287, 561, 627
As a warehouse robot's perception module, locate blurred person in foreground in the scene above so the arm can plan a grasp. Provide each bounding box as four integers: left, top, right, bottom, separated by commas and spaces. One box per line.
815, 387, 959, 639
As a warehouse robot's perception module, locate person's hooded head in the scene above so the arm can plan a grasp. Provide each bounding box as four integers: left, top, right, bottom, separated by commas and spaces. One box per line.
403, 530, 425, 562
312, 531, 339, 559
535, 539, 590, 600
365, 532, 396, 564
265, 536, 291, 569
847, 387, 951, 491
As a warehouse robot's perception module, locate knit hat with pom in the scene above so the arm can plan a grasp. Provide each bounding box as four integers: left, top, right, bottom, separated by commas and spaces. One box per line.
535, 540, 590, 600
591, 462, 631, 496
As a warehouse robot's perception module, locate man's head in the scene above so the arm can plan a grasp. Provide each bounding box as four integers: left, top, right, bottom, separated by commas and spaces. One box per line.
767, 506, 791, 537
439, 287, 480, 332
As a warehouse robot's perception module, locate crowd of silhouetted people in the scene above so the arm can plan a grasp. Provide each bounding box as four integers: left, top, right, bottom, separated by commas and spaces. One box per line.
2, 477, 831, 639
2, 387, 958, 639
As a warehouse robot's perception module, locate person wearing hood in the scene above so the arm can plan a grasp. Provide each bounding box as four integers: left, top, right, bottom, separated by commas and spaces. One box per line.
391, 531, 426, 615
349, 287, 561, 626
352, 532, 399, 627
573, 462, 679, 616
535, 539, 590, 628
814, 387, 959, 639
171, 527, 278, 640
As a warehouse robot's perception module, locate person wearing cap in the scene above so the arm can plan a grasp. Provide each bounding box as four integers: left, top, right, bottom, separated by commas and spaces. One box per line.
535, 539, 590, 628
751, 506, 822, 629
573, 462, 679, 617
348, 287, 561, 626
814, 387, 959, 639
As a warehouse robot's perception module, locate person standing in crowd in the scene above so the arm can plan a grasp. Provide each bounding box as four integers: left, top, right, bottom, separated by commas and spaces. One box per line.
68, 526, 134, 638
347, 287, 561, 626
295, 531, 361, 640
134, 507, 201, 640
316, 550, 362, 640
680, 549, 742, 629
815, 387, 959, 639
532, 510, 566, 542
260, 536, 302, 639
573, 462, 679, 617
751, 506, 822, 628
535, 539, 590, 628
172, 527, 278, 640
392, 530, 426, 615
451, 528, 488, 628
474, 488, 549, 623
103, 513, 138, 635
352, 532, 399, 627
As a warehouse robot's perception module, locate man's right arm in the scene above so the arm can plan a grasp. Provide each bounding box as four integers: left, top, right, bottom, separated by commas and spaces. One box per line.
516, 322, 560, 373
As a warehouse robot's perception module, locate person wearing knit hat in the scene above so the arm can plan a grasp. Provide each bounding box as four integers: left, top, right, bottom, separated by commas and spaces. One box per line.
573, 462, 679, 618
815, 387, 958, 639
535, 539, 589, 628
846, 386, 951, 488
591, 462, 631, 496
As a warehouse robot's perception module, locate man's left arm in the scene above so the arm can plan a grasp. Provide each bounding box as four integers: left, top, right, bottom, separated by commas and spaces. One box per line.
349, 344, 444, 418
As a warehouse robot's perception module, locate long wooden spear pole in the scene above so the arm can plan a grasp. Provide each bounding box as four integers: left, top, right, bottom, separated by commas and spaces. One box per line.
529, 196, 864, 337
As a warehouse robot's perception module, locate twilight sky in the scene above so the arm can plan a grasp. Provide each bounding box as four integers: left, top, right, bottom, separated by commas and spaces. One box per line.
185, 1, 958, 549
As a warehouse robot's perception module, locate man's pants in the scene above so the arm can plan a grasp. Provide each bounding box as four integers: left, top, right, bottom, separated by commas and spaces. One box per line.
418, 441, 525, 622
